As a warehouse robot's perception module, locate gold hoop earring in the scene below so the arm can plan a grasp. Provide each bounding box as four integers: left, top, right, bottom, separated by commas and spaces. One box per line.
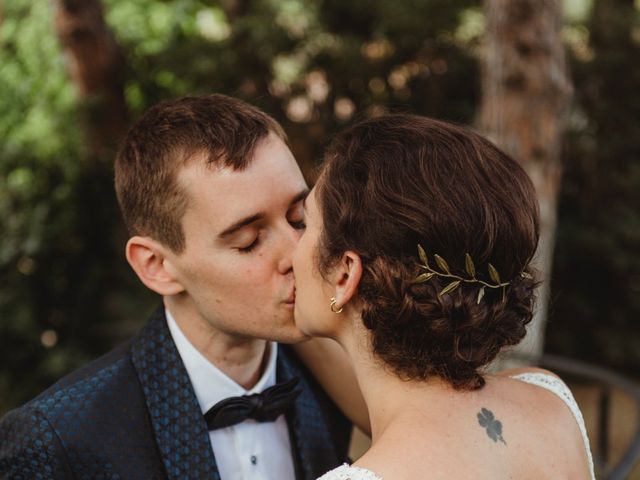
330, 297, 343, 314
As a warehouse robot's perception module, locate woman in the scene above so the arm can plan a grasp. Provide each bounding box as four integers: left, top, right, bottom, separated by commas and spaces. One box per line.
292, 114, 594, 479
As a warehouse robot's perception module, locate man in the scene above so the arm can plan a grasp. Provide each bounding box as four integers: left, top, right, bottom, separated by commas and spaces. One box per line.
0, 95, 352, 479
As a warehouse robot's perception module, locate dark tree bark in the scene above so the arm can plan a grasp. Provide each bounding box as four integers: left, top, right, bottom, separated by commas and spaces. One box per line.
477, 0, 572, 359
219, 0, 249, 21
52, 0, 128, 157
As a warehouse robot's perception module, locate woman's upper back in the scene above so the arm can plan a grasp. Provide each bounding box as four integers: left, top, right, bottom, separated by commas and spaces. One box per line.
318, 370, 594, 480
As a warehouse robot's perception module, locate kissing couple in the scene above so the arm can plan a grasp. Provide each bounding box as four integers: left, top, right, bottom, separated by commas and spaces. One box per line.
0, 94, 594, 479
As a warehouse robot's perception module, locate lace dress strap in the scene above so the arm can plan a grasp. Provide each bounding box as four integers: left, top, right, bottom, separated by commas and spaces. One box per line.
510, 372, 595, 480
316, 463, 383, 480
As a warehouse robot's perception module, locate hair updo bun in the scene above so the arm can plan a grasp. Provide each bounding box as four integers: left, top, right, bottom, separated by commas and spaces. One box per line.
315, 114, 540, 390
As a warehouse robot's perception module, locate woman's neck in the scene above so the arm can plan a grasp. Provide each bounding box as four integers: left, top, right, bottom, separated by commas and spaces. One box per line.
337, 320, 464, 442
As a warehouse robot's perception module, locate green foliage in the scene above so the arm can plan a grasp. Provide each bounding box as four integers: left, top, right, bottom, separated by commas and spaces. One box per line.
102, 0, 479, 169
1, 0, 638, 414
1, 1, 81, 410
0, 0, 479, 413
547, 0, 640, 374
0, 0, 154, 412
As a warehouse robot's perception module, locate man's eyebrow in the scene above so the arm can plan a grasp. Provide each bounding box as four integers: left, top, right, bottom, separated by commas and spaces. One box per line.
218, 213, 264, 239
218, 190, 309, 239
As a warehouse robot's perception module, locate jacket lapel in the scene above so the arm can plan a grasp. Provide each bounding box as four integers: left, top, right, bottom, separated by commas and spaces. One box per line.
131, 307, 220, 480
278, 348, 347, 480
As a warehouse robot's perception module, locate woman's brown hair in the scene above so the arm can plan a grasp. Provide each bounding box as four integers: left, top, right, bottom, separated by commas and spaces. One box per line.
316, 114, 540, 390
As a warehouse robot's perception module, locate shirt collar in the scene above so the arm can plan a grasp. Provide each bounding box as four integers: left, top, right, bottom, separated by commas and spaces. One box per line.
165, 307, 278, 414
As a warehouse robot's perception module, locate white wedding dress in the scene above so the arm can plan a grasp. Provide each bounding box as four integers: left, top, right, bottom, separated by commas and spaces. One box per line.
317, 373, 595, 480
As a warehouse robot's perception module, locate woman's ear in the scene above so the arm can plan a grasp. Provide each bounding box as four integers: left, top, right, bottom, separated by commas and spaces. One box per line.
125, 236, 185, 296
332, 250, 363, 311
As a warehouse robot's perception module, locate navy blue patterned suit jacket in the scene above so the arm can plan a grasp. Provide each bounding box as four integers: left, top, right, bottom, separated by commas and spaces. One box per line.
0, 307, 352, 479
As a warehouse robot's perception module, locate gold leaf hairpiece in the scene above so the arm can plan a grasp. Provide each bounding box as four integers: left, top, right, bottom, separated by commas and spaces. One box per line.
413, 244, 512, 303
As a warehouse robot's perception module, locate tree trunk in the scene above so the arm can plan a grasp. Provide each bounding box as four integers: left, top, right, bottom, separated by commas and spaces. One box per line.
52, 0, 128, 157
219, 0, 249, 21
477, 0, 572, 363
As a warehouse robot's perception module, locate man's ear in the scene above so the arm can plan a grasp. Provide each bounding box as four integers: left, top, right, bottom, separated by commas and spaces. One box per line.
125, 236, 185, 296
331, 250, 363, 311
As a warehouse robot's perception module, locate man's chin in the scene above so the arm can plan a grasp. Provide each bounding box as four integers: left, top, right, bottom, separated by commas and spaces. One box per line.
273, 328, 311, 345
278, 332, 311, 345
265, 318, 310, 344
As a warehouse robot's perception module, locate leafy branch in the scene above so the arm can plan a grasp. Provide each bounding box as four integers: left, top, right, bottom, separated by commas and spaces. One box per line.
413, 244, 514, 303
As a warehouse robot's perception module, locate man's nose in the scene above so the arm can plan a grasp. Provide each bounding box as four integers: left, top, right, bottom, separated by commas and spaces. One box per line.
277, 223, 302, 274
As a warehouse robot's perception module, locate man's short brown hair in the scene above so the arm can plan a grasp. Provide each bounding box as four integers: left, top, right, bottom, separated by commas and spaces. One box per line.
114, 94, 286, 253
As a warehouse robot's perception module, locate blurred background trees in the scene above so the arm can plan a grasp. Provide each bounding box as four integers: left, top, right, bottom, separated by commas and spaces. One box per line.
1, 0, 638, 413
478, 0, 572, 361
548, 0, 640, 375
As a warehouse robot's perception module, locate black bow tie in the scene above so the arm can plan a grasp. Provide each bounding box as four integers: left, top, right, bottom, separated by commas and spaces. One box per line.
204, 377, 302, 430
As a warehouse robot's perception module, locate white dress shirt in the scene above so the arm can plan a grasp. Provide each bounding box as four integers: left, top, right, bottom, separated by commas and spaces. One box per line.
166, 309, 297, 480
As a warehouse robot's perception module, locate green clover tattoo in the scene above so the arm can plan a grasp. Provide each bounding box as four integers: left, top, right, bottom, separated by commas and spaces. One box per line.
477, 407, 506, 445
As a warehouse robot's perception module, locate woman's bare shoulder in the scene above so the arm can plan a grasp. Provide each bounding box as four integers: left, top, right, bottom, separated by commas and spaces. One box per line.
494, 365, 561, 379
490, 367, 575, 423
489, 367, 592, 477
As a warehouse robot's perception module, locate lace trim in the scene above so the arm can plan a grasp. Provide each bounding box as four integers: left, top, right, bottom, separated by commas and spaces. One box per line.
316, 463, 383, 480
510, 372, 595, 480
